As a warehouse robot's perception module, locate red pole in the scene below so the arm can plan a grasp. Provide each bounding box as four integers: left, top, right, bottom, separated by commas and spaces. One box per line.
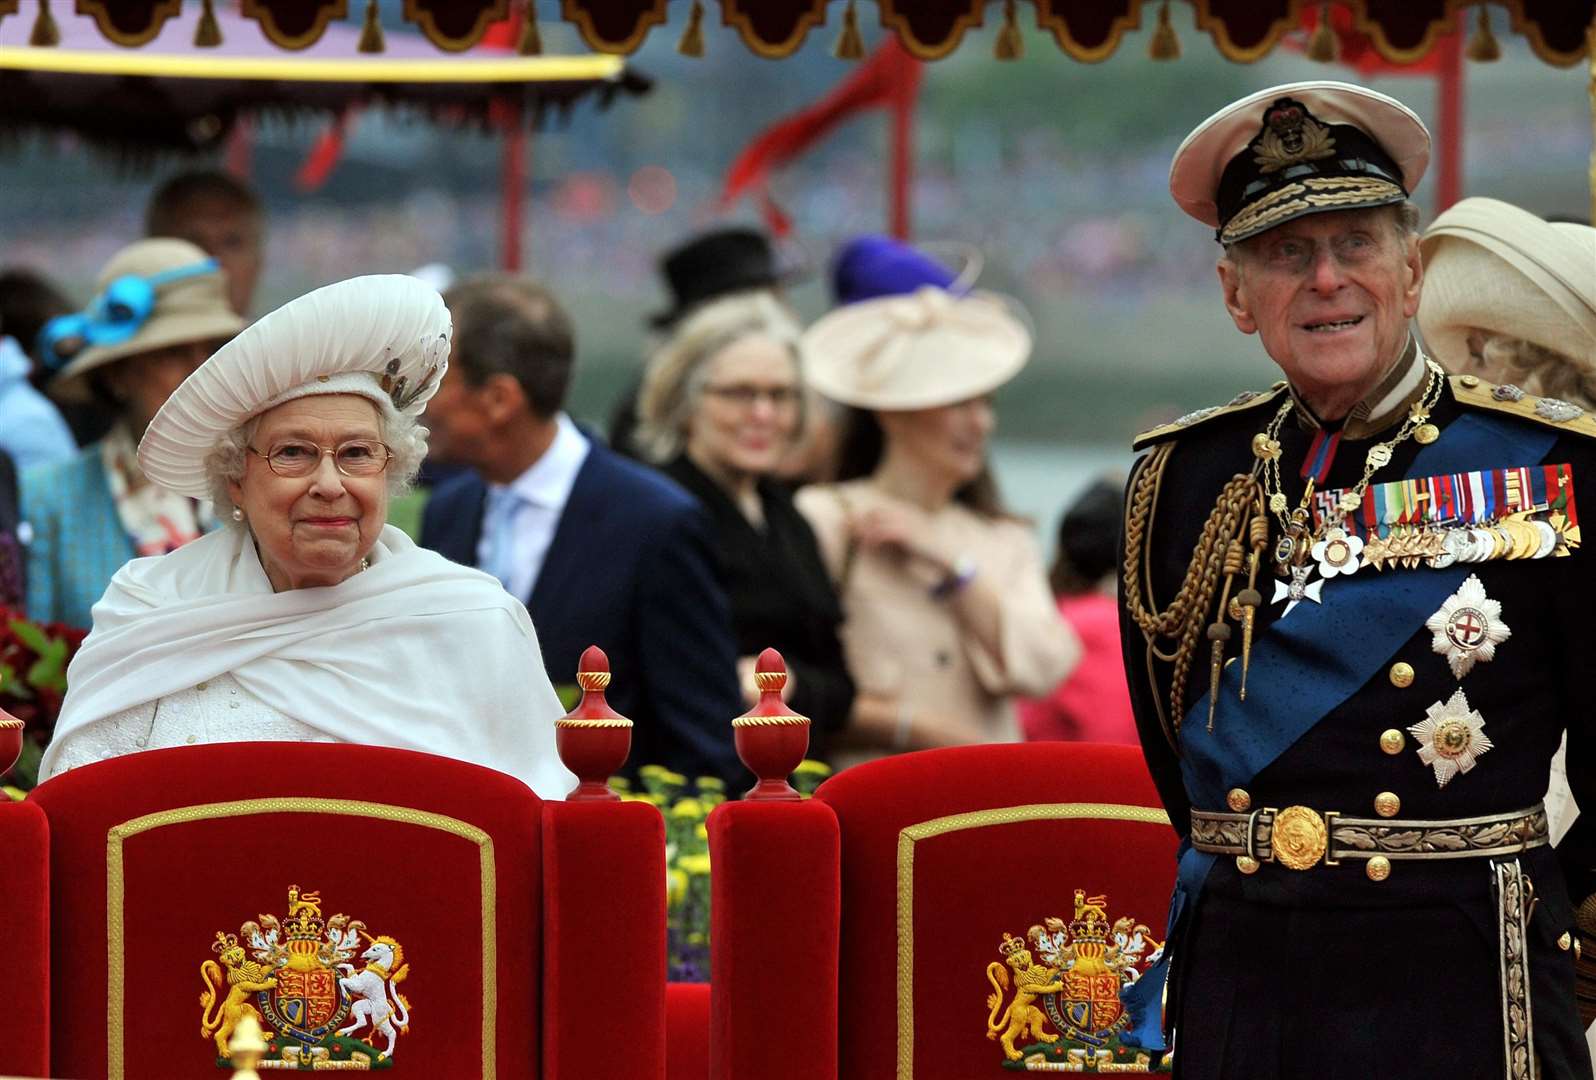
501, 105, 526, 272
1434, 23, 1464, 213
889, 95, 912, 240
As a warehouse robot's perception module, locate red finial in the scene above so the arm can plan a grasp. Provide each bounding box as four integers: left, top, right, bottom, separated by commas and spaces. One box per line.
732, 647, 810, 801
0, 705, 23, 781
555, 645, 632, 802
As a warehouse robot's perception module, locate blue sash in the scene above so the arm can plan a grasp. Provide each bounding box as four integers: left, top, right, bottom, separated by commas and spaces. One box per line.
1120, 410, 1558, 1050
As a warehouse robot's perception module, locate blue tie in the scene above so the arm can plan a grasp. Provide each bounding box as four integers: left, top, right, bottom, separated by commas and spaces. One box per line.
481, 487, 525, 592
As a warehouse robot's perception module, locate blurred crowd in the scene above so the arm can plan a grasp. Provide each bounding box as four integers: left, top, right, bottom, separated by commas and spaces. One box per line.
0, 169, 1144, 788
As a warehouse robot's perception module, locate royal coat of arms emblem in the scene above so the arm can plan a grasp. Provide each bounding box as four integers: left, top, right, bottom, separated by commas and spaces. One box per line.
983, 889, 1171, 1072
199, 885, 412, 1070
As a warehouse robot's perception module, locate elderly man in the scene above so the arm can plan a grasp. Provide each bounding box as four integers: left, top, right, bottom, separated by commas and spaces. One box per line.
1119, 81, 1595, 1078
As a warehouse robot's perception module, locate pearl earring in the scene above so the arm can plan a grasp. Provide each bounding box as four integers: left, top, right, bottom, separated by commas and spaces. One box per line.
231, 506, 244, 522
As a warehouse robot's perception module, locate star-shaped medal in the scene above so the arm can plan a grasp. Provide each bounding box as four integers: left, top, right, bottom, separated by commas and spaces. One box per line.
1424, 573, 1511, 678
1407, 689, 1494, 787
1310, 527, 1363, 579
1271, 564, 1323, 617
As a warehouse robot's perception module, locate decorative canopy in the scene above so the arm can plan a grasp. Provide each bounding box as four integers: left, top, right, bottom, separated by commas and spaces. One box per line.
2, 1, 1590, 66
0, 5, 650, 152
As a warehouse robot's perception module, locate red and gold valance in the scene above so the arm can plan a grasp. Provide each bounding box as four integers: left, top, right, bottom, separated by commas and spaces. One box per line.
21, 0, 1595, 65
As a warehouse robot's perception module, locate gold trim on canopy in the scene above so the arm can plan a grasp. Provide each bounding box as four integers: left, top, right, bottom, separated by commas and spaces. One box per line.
240, 0, 347, 50
561, 0, 666, 53
404, 0, 509, 51
75, 0, 183, 47
0, 45, 625, 81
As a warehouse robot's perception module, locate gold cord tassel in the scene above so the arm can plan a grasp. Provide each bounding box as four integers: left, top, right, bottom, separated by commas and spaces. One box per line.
994, 0, 1023, 60
517, 0, 542, 55
1466, 4, 1501, 62
1148, 0, 1180, 61
194, 0, 223, 47
1237, 509, 1270, 700
833, 0, 864, 60
678, 0, 705, 57
358, 0, 385, 53
1306, 3, 1337, 62
29, 0, 60, 46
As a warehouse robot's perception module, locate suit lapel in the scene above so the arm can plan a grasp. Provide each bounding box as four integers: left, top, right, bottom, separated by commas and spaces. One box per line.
527, 448, 608, 613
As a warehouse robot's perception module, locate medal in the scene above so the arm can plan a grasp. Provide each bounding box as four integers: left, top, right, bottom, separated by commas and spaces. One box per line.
1271, 563, 1323, 616
1425, 573, 1510, 678
1408, 689, 1494, 788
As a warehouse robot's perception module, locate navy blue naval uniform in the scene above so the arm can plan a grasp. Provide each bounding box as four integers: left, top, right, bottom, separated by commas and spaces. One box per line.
1119, 349, 1596, 1079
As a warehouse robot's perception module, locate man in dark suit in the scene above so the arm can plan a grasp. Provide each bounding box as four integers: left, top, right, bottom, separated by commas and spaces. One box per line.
420, 274, 745, 787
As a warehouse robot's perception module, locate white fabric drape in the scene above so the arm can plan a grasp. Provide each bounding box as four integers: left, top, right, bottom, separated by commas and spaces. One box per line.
40, 524, 576, 799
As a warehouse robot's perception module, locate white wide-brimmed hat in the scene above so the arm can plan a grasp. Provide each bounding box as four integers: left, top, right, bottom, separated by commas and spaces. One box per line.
138, 275, 450, 498
47, 238, 245, 403
1170, 81, 1431, 244
800, 285, 1030, 411
1419, 198, 1596, 374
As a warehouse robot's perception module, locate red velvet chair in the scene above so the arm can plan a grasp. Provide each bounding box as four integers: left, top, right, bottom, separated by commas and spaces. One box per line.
0, 740, 665, 1080
709, 741, 1179, 1079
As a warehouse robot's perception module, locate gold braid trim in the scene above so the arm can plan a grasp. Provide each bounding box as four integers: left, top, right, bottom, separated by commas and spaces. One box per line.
1123, 445, 1259, 744
1221, 176, 1404, 243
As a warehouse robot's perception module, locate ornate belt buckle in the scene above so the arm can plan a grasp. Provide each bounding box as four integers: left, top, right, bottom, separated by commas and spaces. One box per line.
1270, 805, 1330, 870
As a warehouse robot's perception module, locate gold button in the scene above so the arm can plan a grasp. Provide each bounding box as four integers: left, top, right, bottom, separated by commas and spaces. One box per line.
1558, 931, 1573, 951
1366, 856, 1392, 882
1235, 855, 1260, 875
1414, 423, 1439, 445
1227, 788, 1252, 812
1373, 792, 1401, 818
1388, 662, 1414, 689
1380, 729, 1406, 755
1460, 375, 1480, 388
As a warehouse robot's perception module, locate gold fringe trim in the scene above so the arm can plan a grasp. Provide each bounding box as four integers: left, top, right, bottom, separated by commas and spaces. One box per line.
29, 0, 59, 46
518, 1, 542, 55
194, 0, 222, 47
1307, 3, 1338, 62
1148, 0, 1180, 60
678, 0, 705, 57
1467, 4, 1501, 62
994, 0, 1023, 60
833, 0, 863, 59
358, 0, 385, 53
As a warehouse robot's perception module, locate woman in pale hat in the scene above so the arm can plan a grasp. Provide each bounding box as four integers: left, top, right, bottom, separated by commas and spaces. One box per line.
634, 291, 853, 752
794, 284, 1079, 768
21, 238, 245, 628
37, 275, 575, 798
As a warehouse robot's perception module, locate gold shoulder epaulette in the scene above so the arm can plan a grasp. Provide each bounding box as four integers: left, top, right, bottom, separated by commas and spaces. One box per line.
1450, 374, 1596, 440
1132, 382, 1287, 452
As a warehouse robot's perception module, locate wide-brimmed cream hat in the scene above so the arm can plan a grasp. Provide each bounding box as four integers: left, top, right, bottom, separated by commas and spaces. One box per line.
48, 238, 245, 403
138, 275, 450, 499
800, 285, 1030, 411
1418, 197, 1596, 374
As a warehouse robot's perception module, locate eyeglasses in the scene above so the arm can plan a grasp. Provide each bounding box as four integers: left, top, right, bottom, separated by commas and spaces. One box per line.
703, 384, 801, 409
248, 439, 393, 478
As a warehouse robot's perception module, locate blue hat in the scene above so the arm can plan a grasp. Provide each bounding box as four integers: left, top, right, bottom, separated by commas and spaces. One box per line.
830, 235, 959, 307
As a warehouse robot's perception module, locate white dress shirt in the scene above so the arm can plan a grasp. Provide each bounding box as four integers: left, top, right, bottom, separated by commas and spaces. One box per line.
476, 412, 591, 602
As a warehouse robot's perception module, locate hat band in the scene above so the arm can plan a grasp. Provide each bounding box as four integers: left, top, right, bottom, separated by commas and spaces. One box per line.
1219, 175, 1404, 244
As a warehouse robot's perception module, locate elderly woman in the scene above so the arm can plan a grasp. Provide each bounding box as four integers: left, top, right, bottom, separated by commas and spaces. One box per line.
794, 285, 1079, 768
37, 275, 575, 798
21, 239, 245, 628
635, 291, 854, 747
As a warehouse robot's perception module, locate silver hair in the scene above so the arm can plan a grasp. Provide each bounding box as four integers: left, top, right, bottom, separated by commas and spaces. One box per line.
205, 402, 428, 521
635, 291, 804, 465
1477, 335, 1594, 409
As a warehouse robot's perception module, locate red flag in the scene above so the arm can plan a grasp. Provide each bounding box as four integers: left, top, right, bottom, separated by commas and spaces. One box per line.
295, 109, 359, 193
721, 39, 921, 236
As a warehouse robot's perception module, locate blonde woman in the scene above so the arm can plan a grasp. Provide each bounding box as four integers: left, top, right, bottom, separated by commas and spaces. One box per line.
636, 291, 854, 749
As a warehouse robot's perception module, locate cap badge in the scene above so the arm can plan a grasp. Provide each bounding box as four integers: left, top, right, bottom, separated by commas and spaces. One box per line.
1252, 100, 1337, 175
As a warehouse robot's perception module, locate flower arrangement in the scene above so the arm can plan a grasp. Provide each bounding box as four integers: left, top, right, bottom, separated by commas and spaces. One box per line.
0, 607, 87, 795
619, 759, 834, 982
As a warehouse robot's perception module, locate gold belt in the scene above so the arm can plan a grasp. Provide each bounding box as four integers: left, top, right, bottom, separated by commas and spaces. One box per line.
1190, 803, 1548, 871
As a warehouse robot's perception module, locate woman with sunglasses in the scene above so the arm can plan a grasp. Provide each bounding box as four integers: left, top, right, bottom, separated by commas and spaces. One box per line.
20, 239, 243, 629
36, 275, 574, 798
635, 291, 855, 750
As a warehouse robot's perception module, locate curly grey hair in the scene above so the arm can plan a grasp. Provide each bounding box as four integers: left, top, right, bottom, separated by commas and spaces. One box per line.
205, 402, 429, 520
635, 291, 804, 465
1475, 335, 1594, 409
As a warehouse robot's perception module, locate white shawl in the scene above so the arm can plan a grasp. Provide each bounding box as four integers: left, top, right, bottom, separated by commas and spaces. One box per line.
40, 524, 576, 799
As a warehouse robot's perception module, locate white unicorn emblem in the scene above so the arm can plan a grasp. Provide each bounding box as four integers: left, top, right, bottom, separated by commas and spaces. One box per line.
336, 936, 411, 1061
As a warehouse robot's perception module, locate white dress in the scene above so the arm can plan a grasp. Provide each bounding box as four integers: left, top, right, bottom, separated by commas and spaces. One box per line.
46, 672, 335, 774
